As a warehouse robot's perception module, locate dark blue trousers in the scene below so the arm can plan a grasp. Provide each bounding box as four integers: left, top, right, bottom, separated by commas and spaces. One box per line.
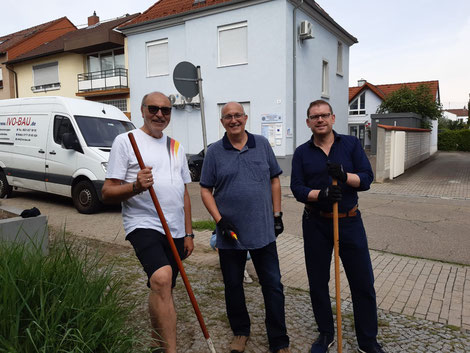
302, 209, 378, 347
219, 241, 289, 352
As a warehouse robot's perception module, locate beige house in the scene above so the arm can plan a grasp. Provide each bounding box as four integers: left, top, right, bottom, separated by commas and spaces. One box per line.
0, 17, 76, 100
5, 12, 139, 118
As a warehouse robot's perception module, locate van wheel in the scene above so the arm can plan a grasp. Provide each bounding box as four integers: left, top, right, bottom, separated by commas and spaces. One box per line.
0, 171, 13, 198
72, 180, 101, 214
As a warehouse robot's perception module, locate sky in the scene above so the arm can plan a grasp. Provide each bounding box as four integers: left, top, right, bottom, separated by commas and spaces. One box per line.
2, 0, 470, 109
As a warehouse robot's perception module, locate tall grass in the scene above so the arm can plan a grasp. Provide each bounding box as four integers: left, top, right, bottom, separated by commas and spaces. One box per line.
0, 235, 143, 353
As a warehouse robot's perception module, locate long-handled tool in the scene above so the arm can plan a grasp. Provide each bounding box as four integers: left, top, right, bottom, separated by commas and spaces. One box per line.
128, 132, 216, 353
332, 179, 342, 353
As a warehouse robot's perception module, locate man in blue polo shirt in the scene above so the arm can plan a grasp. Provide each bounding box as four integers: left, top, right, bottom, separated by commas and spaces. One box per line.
200, 102, 290, 353
290, 100, 386, 353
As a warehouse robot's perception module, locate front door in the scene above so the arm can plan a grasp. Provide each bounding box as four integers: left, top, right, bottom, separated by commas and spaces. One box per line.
349, 125, 365, 147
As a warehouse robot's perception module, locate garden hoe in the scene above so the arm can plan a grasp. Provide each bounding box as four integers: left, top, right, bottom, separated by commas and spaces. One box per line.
333, 179, 343, 353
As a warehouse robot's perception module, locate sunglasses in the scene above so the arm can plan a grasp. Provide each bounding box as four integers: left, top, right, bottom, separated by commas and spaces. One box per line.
143, 104, 172, 116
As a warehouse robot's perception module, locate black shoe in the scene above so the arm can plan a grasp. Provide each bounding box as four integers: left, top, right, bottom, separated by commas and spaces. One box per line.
310, 333, 334, 353
358, 342, 386, 353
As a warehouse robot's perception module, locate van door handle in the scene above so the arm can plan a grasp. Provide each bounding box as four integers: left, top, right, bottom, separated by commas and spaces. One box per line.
38, 149, 45, 154
49, 150, 56, 155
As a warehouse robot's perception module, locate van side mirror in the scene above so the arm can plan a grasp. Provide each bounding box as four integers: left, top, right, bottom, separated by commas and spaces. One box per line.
62, 132, 83, 153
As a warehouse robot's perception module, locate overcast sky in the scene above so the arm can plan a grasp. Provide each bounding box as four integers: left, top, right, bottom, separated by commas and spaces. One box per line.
3, 0, 469, 109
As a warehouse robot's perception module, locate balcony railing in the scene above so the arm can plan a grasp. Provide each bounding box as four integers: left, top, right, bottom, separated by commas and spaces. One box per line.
77, 68, 128, 92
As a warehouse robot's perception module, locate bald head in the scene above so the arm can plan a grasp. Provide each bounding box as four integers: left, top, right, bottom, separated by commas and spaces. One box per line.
141, 91, 171, 108
221, 101, 245, 118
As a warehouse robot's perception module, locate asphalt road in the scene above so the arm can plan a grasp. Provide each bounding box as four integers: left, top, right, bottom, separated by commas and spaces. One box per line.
1, 151, 469, 265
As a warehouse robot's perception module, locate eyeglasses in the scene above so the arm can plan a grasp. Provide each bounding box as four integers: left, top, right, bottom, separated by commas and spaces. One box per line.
222, 113, 245, 121
143, 104, 172, 116
308, 113, 332, 120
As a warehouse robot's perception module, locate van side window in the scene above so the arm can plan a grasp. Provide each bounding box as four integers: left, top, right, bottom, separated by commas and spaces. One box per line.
53, 116, 75, 145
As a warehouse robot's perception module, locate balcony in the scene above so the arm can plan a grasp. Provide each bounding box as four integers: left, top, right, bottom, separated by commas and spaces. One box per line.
77, 68, 128, 95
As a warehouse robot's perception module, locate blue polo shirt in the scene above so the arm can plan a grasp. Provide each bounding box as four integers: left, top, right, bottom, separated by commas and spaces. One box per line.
200, 132, 282, 250
290, 131, 373, 213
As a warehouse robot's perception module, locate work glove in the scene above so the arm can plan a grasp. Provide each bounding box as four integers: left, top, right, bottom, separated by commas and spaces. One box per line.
274, 213, 284, 237
217, 217, 239, 241
318, 185, 342, 203
327, 161, 348, 183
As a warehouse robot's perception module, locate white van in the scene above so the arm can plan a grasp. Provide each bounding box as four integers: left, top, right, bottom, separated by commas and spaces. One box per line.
0, 96, 135, 213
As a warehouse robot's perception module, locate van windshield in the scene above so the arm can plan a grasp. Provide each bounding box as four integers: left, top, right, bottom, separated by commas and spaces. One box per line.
75, 116, 135, 148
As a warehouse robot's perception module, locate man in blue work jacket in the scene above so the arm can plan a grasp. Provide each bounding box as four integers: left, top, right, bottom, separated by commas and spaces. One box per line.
290, 100, 386, 353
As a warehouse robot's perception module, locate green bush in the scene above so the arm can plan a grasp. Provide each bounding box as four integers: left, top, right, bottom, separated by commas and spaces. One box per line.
438, 129, 470, 151
0, 236, 142, 353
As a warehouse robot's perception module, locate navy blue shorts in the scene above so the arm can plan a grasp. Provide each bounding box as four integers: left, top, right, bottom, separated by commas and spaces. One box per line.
126, 228, 185, 288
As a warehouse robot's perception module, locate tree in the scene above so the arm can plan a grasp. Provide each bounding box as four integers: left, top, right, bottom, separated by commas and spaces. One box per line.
376, 84, 443, 120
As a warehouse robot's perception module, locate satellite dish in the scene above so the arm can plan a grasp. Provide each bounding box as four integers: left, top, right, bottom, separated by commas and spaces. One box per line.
173, 61, 199, 98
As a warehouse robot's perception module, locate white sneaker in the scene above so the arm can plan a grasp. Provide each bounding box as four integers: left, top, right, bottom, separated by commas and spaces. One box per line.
243, 269, 253, 283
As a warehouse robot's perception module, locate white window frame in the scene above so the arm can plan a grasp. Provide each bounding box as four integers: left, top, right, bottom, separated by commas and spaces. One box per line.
32, 62, 60, 92
146, 39, 169, 77
349, 92, 366, 115
0, 67, 3, 88
336, 41, 343, 76
321, 60, 329, 97
218, 22, 248, 67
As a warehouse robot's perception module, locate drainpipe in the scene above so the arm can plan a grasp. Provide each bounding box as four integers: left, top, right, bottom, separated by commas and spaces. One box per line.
6, 64, 19, 98
292, 0, 303, 151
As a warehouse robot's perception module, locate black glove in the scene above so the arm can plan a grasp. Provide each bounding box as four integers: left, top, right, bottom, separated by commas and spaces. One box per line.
327, 162, 347, 183
274, 213, 284, 237
20, 207, 41, 218
217, 217, 239, 241
318, 185, 342, 203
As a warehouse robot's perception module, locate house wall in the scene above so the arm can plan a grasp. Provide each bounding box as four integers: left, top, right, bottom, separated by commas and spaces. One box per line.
375, 126, 430, 182
348, 89, 382, 147
126, 0, 352, 159
14, 53, 85, 98
293, 7, 350, 147
128, 1, 289, 156
0, 56, 16, 100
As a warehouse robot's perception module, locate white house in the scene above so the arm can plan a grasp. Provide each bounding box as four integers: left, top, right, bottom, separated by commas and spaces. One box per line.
119, 0, 357, 171
348, 79, 440, 150
443, 108, 468, 123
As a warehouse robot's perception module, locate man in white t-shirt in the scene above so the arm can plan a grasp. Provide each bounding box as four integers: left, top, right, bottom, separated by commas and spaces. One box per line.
102, 91, 194, 353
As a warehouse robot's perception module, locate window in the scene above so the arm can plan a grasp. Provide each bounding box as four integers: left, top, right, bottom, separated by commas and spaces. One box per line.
32, 62, 60, 92
146, 39, 169, 77
87, 48, 125, 78
337, 42, 343, 75
218, 22, 248, 67
349, 92, 366, 115
0, 67, 3, 89
321, 60, 329, 97
98, 99, 127, 112
53, 115, 75, 145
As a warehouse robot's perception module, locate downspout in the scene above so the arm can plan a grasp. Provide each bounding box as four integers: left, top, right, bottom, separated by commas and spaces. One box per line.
6, 64, 18, 98
292, 0, 303, 151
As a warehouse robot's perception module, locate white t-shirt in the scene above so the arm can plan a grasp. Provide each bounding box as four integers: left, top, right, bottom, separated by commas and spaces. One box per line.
106, 129, 191, 238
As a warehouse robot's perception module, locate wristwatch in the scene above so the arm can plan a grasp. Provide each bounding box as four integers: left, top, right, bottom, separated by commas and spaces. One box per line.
185, 233, 195, 238
132, 182, 142, 195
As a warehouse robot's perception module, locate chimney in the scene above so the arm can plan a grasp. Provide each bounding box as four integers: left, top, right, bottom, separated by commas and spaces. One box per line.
358, 79, 367, 86
88, 11, 99, 26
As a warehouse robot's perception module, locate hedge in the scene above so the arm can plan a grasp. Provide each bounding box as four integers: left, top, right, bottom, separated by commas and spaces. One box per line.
438, 129, 470, 151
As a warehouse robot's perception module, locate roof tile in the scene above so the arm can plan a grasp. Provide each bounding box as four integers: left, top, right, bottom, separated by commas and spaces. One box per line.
349, 80, 439, 102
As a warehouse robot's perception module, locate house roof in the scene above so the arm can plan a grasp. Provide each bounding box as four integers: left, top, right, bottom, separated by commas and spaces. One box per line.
120, 0, 357, 43
7, 14, 139, 64
349, 80, 440, 103
0, 17, 75, 55
122, 0, 235, 28
445, 108, 468, 117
